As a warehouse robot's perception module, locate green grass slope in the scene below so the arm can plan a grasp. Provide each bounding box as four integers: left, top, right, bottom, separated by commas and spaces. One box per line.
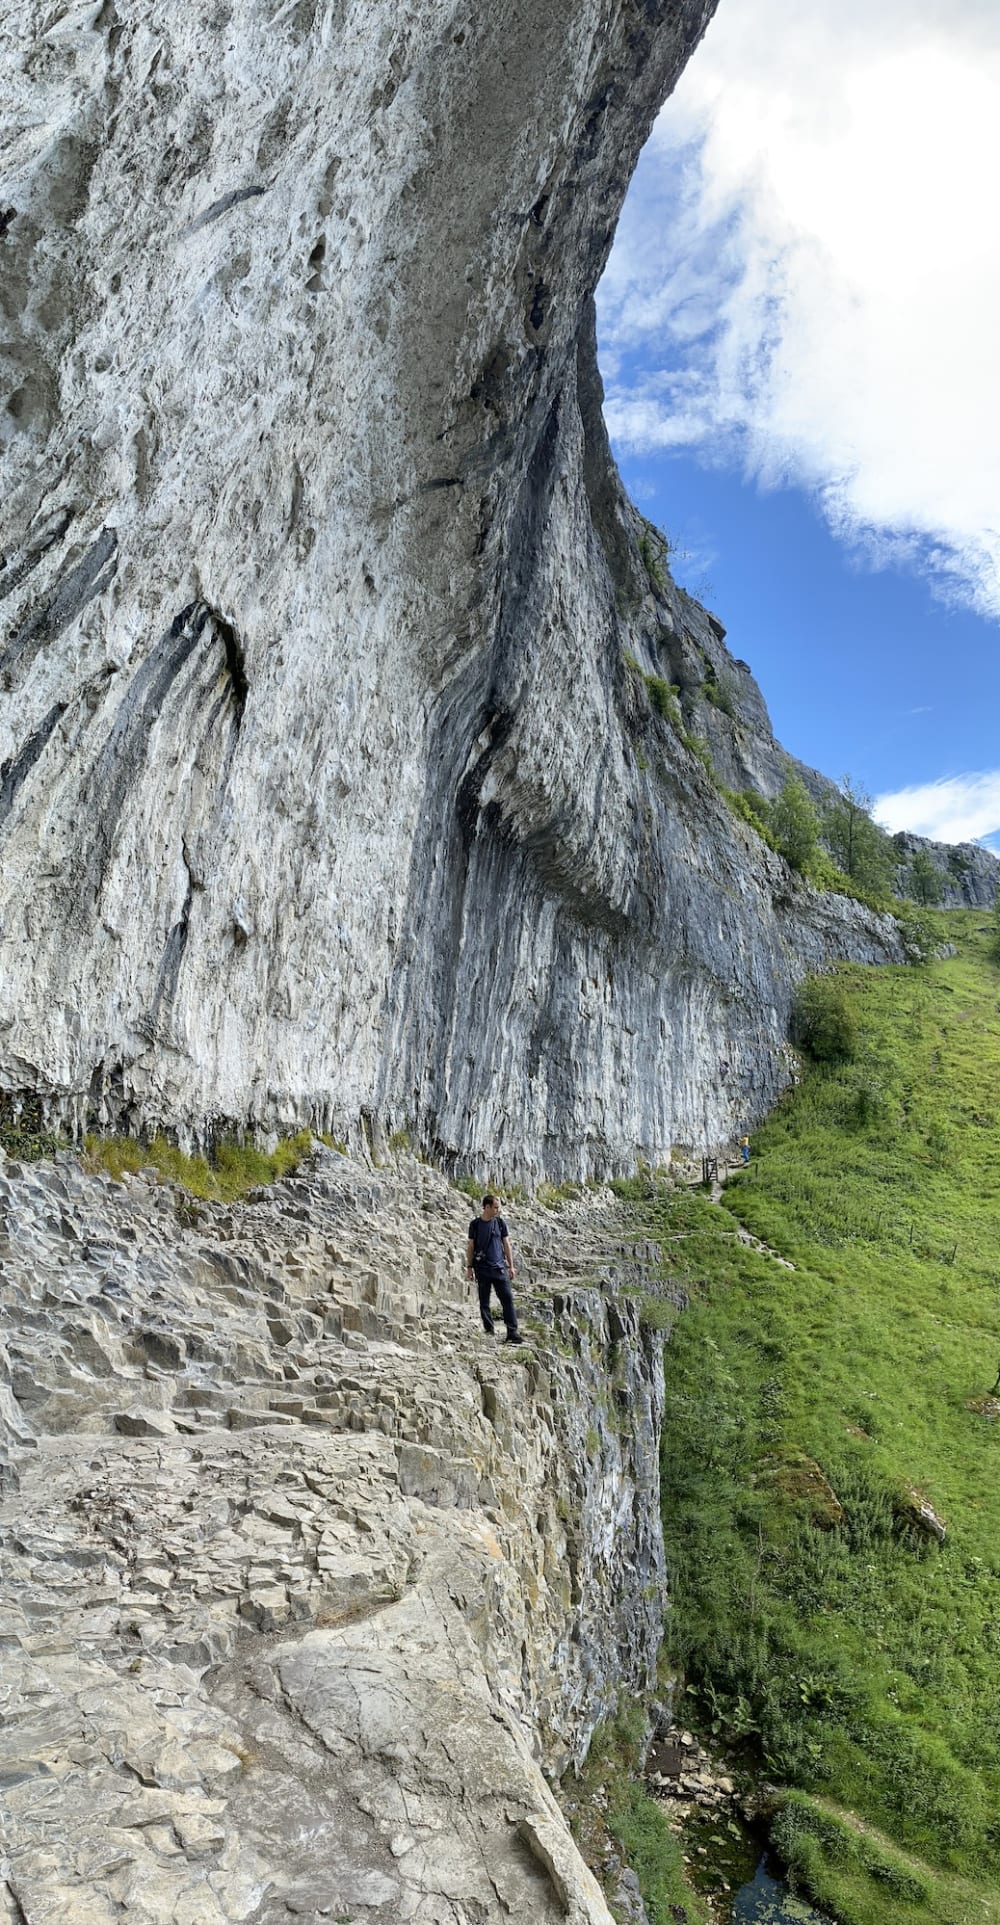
628, 911, 1000, 1924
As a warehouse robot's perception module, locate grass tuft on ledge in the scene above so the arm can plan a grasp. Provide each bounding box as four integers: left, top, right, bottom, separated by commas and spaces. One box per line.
82, 1128, 314, 1203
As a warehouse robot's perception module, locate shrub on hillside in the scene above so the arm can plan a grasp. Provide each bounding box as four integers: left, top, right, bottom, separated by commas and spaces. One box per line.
842, 1069, 890, 1130
892, 899, 938, 963
792, 976, 857, 1063
908, 847, 944, 905
769, 775, 821, 875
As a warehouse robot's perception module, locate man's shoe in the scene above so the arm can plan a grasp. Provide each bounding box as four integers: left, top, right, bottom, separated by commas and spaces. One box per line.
505, 1331, 526, 1345
482, 1328, 496, 1340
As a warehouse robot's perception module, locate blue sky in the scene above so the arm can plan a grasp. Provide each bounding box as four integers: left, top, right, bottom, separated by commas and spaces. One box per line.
597, 0, 1000, 846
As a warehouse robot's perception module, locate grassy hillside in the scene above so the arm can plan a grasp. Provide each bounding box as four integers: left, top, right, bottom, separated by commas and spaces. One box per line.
624, 910, 1000, 1924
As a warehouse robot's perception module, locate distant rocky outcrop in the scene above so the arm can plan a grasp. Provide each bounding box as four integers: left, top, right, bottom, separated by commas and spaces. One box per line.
0, 0, 911, 1177
0, 1141, 669, 1923
888, 832, 1000, 909
699, 721, 1000, 914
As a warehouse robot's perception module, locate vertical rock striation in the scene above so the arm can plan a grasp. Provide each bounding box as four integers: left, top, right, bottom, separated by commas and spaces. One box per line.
1, 1, 902, 1172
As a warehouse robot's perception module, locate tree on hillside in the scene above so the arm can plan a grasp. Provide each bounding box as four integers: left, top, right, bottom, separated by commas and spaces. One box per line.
769, 775, 821, 875
909, 847, 944, 905
821, 777, 894, 896
792, 975, 857, 1062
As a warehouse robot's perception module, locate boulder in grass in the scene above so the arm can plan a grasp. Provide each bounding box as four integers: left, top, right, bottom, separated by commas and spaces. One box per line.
894, 1486, 947, 1544
762, 1449, 845, 1529
967, 1396, 1000, 1421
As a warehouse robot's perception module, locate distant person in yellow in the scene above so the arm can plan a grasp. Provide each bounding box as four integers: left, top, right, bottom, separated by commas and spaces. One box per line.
740, 1135, 750, 1165
466, 1194, 523, 1343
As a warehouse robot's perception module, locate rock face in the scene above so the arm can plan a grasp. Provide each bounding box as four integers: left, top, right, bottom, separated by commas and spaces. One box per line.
889, 832, 1000, 909
0, 1141, 667, 1922
0, 0, 907, 1175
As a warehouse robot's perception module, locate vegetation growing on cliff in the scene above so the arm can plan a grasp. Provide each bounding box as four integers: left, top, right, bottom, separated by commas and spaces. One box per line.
821, 778, 895, 898
81, 1128, 313, 1202
910, 846, 946, 905
622, 911, 1000, 1924
761, 774, 899, 911
639, 519, 670, 594
621, 665, 907, 920
0, 1092, 63, 1162
564, 1699, 709, 1925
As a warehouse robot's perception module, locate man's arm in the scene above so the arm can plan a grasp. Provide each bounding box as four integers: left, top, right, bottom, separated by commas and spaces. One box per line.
465, 1236, 475, 1279
502, 1235, 515, 1278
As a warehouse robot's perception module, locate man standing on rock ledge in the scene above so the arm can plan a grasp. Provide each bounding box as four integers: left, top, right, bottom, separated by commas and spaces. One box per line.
466, 1194, 524, 1343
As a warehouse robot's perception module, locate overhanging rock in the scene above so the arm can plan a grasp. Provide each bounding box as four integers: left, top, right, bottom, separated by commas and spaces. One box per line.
0, 2, 901, 1172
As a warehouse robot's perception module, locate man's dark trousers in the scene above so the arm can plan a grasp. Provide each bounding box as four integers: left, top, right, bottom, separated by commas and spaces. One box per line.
476, 1266, 518, 1337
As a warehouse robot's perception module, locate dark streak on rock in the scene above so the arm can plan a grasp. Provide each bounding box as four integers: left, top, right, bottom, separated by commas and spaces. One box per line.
576, 297, 635, 605
421, 477, 463, 494
0, 1881, 29, 1925
528, 281, 547, 333
0, 508, 74, 606
75, 600, 248, 937
148, 862, 195, 1038
186, 185, 268, 235
207, 608, 248, 723
80, 602, 210, 898
0, 701, 67, 828
0, 527, 117, 688
377, 376, 626, 1136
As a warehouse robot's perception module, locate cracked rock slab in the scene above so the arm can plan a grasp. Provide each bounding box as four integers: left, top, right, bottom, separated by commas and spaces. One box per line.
0, 1147, 669, 1920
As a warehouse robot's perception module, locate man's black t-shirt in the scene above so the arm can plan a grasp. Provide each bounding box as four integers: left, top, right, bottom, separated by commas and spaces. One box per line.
469, 1215, 509, 1275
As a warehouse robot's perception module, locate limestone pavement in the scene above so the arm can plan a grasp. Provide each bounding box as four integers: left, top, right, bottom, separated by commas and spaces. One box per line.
0, 1144, 667, 1923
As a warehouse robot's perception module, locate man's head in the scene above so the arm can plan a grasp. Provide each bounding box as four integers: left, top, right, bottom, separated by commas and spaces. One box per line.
481, 1193, 500, 1217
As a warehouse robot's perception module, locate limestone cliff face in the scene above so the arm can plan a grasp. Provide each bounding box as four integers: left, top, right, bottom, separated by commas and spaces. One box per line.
1, 0, 903, 1174
0, 1144, 666, 1922
888, 833, 1000, 910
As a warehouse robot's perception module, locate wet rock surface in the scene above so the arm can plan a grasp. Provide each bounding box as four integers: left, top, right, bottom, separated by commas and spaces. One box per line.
0, 1143, 667, 1922
647, 1728, 737, 1816
646, 1727, 753, 1921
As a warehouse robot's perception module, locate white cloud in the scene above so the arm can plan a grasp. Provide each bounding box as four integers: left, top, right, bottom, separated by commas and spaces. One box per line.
875, 772, 1000, 843
598, 0, 1000, 617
